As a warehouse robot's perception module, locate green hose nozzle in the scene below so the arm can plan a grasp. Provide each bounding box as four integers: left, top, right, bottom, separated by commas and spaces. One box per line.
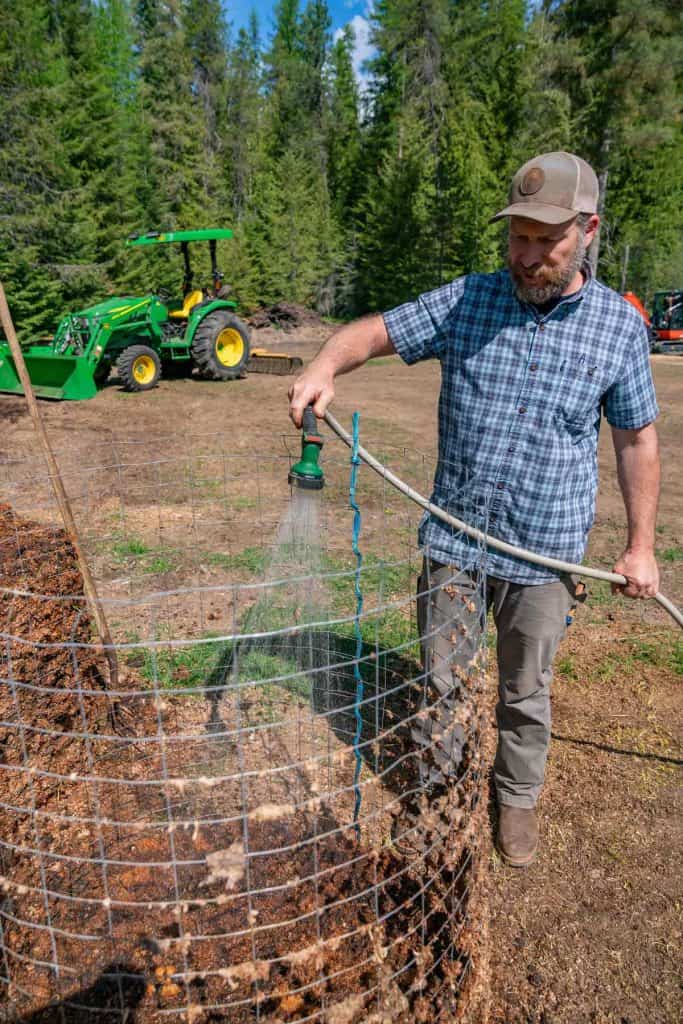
289, 406, 325, 490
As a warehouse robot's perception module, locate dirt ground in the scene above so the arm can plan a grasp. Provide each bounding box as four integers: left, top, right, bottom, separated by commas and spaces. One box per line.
0, 320, 681, 1023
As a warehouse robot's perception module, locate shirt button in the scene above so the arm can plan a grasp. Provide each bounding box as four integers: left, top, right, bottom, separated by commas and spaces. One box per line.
508, 445, 516, 453
496, 482, 504, 490
539, 324, 546, 332
530, 363, 538, 371
489, 514, 497, 523
519, 406, 527, 414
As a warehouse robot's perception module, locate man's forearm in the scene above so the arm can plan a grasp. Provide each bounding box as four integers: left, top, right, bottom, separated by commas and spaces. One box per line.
289, 314, 396, 425
612, 424, 660, 552
308, 314, 395, 379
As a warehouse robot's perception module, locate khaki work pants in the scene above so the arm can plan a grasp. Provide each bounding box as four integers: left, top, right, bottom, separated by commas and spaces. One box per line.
413, 559, 576, 808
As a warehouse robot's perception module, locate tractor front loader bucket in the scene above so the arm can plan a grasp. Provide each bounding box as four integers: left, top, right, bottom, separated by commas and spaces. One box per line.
0, 346, 99, 400
247, 349, 303, 375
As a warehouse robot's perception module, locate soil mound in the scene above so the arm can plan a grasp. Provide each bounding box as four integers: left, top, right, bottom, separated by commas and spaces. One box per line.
248, 303, 325, 332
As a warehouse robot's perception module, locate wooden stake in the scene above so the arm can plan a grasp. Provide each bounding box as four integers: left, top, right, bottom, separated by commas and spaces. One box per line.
0, 281, 119, 690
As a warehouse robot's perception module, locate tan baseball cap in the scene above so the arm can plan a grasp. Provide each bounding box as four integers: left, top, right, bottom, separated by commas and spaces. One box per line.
490, 151, 599, 225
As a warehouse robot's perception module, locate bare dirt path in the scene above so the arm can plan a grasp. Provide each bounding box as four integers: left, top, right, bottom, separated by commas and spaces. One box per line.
0, 325, 680, 1023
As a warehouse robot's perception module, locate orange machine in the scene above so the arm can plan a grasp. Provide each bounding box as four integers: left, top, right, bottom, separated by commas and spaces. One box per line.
622, 290, 683, 353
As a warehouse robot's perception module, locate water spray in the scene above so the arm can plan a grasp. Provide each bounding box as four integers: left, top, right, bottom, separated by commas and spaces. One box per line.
289, 405, 325, 490
322, 409, 683, 630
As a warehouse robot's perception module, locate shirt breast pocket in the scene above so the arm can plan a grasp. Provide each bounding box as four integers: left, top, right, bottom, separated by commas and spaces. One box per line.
556, 357, 606, 435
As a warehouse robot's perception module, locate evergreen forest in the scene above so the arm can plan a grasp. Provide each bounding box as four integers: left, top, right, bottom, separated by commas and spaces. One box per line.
1, 0, 681, 336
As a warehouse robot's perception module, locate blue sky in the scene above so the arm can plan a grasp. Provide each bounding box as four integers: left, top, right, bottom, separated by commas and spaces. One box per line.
227, 1, 366, 36
226, 2, 375, 81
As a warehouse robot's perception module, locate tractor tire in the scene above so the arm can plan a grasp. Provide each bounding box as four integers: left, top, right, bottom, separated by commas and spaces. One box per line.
117, 345, 162, 392
191, 310, 250, 381
93, 360, 111, 388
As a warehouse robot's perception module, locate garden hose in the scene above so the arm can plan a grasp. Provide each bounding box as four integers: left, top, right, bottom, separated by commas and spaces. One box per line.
322, 409, 683, 630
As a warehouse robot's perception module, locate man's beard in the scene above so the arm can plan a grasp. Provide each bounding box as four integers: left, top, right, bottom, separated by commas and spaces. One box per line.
508, 233, 587, 305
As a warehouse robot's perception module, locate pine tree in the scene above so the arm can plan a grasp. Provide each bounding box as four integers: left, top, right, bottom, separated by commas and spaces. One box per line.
225, 13, 263, 223
544, 0, 683, 277
298, 0, 332, 151
90, 0, 149, 284
326, 26, 362, 217
131, 0, 220, 293
604, 123, 683, 299
357, 109, 441, 308
264, 0, 306, 151
357, 0, 456, 308
182, 0, 230, 162
0, 1, 82, 334
246, 149, 339, 309
322, 24, 363, 313
53, 0, 140, 304
443, 0, 529, 273
249, 0, 340, 311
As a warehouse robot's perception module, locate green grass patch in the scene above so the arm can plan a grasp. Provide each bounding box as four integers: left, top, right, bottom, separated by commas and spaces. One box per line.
129, 636, 224, 689
204, 551, 235, 568
556, 654, 578, 681
323, 554, 414, 605
660, 546, 683, 563
672, 641, 683, 677
113, 536, 151, 559
191, 476, 224, 498
584, 581, 621, 619
334, 606, 419, 659
204, 546, 267, 575
588, 581, 618, 604
321, 554, 418, 655
239, 650, 310, 701
595, 651, 632, 684
124, 546, 421, 692
129, 634, 314, 699
367, 356, 399, 366
231, 496, 257, 510
593, 634, 683, 682
626, 635, 683, 677
110, 536, 178, 574
144, 556, 174, 574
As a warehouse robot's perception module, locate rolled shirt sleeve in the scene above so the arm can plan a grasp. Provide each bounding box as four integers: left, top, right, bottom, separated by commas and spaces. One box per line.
383, 278, 465, 364
603, 321, 659, 430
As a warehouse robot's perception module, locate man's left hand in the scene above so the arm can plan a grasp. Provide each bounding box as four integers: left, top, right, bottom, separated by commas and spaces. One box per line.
611, 549, 660, 599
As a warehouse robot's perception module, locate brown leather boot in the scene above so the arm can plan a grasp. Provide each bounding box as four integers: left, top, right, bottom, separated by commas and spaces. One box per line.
496, 805, 538, 867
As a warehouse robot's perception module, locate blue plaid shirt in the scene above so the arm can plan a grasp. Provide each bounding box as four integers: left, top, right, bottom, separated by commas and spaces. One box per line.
384, 268, 659, 584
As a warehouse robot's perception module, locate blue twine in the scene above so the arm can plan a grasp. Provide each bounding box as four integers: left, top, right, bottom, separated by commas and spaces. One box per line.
349, 411, 364, 837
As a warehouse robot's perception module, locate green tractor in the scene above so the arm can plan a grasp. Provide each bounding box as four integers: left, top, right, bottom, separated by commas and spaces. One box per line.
0, 229, 300, 400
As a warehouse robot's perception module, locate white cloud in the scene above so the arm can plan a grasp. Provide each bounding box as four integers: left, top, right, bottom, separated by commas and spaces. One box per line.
333, 13, 375, 91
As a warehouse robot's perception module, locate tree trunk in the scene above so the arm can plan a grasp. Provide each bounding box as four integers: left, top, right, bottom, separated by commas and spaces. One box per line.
620, 243, 630, 293
590, 132, 610, 276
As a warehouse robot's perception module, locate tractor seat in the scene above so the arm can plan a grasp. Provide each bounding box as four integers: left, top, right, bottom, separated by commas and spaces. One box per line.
168, 289, 203, 319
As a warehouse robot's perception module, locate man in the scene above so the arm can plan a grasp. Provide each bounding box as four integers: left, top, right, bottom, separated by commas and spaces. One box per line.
663, 292, 682, 328
289, 151, 660, 867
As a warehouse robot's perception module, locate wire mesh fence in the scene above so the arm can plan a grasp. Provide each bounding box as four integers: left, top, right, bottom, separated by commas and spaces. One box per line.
0, 426, 491, 1023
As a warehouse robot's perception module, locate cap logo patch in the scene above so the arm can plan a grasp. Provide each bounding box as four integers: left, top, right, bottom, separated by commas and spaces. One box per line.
520, 167, 545, 195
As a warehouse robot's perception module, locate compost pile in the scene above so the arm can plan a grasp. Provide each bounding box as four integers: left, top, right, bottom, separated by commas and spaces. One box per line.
0, 502, 111, 837
0, 504, 489, 1023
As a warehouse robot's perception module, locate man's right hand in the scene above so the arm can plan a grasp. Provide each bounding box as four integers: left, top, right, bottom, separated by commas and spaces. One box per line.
288, 369, 335, 428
